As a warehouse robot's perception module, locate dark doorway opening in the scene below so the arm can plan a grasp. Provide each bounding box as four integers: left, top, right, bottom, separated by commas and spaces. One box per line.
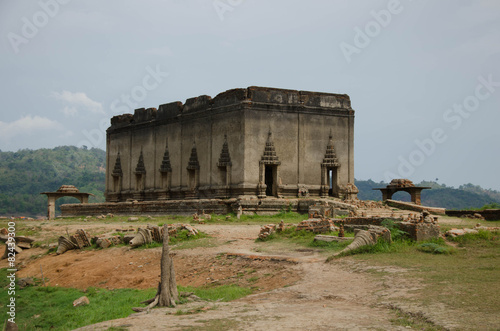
265, 165, 274, 196
188, 169, 196, 189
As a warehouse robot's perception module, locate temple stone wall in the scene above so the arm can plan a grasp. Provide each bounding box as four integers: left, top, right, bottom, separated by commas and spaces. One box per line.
105, 86, 355, 202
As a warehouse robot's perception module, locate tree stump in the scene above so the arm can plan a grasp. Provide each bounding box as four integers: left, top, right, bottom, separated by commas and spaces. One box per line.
132, 224, 178, 311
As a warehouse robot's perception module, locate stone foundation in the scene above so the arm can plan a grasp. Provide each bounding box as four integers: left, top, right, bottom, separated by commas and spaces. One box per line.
344, 216, 440, 241
60, 198, 355, 217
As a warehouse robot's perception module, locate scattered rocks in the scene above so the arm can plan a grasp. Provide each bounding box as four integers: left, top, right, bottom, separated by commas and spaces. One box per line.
258, 224, 276, 240
128, 217, 139, 222
18, 277, 35, 288
0, 234, 35, 260
445, 224, 500, 238
96, 238, 112, 249
192, 212, 211, 224
73, 296, 90, 307
296, 219, 339, 233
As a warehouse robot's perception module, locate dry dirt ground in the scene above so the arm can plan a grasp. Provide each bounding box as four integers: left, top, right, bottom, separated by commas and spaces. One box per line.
0, 218, 485, 330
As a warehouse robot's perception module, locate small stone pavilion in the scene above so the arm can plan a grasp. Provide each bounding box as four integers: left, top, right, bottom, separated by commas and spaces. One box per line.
41, 185, 94, 219
105, 86, 356, 202
373, 179, 431, 205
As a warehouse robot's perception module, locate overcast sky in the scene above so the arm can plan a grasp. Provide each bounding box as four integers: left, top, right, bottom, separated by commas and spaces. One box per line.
1, 0, 499, 190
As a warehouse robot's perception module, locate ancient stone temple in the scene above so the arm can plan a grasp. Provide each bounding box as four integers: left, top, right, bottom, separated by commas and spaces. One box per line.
105, 86, 355, 202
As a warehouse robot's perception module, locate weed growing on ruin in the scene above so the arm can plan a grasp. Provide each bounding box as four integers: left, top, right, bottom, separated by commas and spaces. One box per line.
381, 218, 407, 240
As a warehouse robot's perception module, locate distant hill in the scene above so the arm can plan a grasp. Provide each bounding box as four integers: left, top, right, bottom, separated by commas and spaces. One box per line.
355, 179, 500, 210
0, 146, 105, 217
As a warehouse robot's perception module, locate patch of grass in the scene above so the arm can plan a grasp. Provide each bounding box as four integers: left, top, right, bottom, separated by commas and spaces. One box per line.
390, 306, 445, 330
0, 271, 157, 331
178, 284, 252, 302
351, 231, 500, 328
448, 230, 499, 247
416, 243, 455, 255
247, 276, 259, 283
256, 226, 353, 252
15, 225, 42, 237
169, 229, 208, 245
0, 270, 253, 330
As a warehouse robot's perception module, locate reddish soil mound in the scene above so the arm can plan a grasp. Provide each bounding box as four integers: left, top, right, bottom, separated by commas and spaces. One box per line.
17, 246, 300, 291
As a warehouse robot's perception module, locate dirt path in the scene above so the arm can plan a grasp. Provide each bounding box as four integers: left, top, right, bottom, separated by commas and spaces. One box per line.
7, 220, 472, 330
75, 259, 404, 331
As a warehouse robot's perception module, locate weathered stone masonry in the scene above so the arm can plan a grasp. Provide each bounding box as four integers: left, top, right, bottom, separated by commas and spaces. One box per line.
105, 86, 355, 202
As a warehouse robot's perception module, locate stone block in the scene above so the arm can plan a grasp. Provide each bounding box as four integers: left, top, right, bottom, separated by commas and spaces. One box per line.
396, 222, 440, 241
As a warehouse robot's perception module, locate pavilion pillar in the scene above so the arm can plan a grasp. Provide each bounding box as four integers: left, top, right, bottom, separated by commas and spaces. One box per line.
47, 196, 56, 220
411, 189, 422, 205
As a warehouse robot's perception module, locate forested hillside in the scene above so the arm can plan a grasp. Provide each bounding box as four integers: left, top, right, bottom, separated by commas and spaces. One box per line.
0, 146, 105, 217
355, 179, 500, 210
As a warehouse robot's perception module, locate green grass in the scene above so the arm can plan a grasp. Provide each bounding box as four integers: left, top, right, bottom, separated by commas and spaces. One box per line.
0, 269, 253, 330
390, 306, 445, 330
178, 284, 252, 302
0, 274, 157, 331
256, 226, 353, 252
350, 230, 499, 328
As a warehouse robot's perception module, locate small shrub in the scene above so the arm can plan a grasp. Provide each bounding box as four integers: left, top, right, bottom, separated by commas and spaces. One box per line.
416, 243, 455, 254
381, 218, 407, 240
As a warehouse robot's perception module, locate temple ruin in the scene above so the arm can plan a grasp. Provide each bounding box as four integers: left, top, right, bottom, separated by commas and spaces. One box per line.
105, 86, 356, 202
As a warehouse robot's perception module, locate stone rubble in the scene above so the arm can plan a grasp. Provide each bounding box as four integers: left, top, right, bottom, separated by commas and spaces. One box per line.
56, 229, 91, 254
296, 219, 339, 233
258, 224, 276, 240
445, 224, 500, 237
129, 223, 199, 248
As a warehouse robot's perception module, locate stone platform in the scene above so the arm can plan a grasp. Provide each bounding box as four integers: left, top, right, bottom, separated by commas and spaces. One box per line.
60, 198, 356, 217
